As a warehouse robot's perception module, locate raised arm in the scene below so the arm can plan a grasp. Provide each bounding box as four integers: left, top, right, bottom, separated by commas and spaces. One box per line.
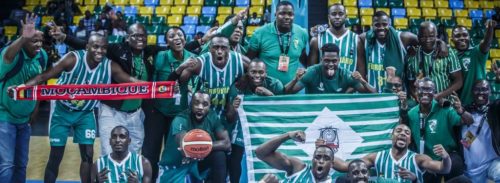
450, 94, 473, 125
284, 68, 306, 94
417, 144, 451, 174
48, 24, 87, 50
352, 71, 376, 93
24, 52, 77, 86
3, 14, 37, 64
308, 38, 319, 66
111, 61, 140, 83
479, 20, 497, 54
255, 131, 306, 176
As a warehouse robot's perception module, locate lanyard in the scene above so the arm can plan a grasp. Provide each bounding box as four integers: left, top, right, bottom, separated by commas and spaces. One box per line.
132, 52, 145, 79
275, 23, 292, 55
474, 115, 487, 135
419, 112, 427, 139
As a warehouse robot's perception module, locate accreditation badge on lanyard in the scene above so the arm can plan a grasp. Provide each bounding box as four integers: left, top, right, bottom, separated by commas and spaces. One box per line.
277, 27, 292, 72
278, 54, 290, 72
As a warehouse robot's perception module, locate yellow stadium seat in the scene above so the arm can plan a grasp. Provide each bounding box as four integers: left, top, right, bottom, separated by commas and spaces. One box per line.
407, 8, 421, 17
114, 0, 129, 6
420, 1, 434, 8
147, 35, 157, 45
434, 1, 448, 8
26, 0, 39, 5
85, 0, 98, 5
454, 9, 468, 17
328, 0, 341, 6
246, 26, 258, 37
187, 6, 201, 16
160, 0, 174, 5
343, 0, 357, 7
47, 78, 58, 85
80, 6, 92, 13
495, 30, 500, 38
251, 0, 265, 6
422, 8, 437, 18
496, 1, 500, 8
170, 6, 186, 14
490, 49, 500, 58
41, 16, 54, 25
234, 7, 246, 13
129, 0, 143, 5
361, 16, 372, 26
190, 0, 204, 5
23, 6, 35, 11
404, 0, 418, 8
457, 18, 472, 28
360, 8, 373, 16
40, 0, 48, 4
4, 26, 17, 36
438, 8, 452, 17
155, 6, 170, 15
99, 0, 112, 4
394, 18, 408, 27
250, 6, 264, 16
168, 15, 183, 25
218, 6, 233, 15
446, 28, 452, 38
486, 60, 492, 71
480, 1, 494, 9
73, 16, 83, 25
346, 7, 358, 16
465, 0, 479, 8
74, 0, 83, 4
139, 6, 154, 15
216, 15, 229, 24
175, 0, 188, 5
376, 8, 390, 16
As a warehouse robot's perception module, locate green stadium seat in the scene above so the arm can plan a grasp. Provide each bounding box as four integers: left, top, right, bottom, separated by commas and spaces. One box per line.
199, 16, 215, 25
124, 15, 136, 25
151, 16, 166, 25
374, 0, 388, 7
389, 0, 404, 8
108, 35, 124, 43
205, 0, 219, 6
34, 6, 47, 15
220, 0, 234, 6
146, 25, 162, 35
441, 18, 456, 28
409, 18, 423, 28
424, 18, 440, 26
137, 16, 150, 25
491, 39, 499, 49
346, 18, 360, 26
410, 27, 419, 35
94, 5, 104, 14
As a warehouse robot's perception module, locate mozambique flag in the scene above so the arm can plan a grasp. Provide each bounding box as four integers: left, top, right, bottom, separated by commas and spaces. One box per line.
237, 94, 399, 182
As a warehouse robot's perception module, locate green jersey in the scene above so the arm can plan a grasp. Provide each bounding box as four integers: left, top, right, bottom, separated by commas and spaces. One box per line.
248, 22, 309, 84
119, 54, 150, 111
0, 47, 47, 124
487, 71, 500, 101
197, 51, 245, 116
159, 109, 224, 167
200, 20, 248, 55
407, 47, 461, 94
57, 50, 111, 111
407, 100, 461, 160
299, 64, 361, 94
282, 163, 328, 183
153, 49, 196, 116
456, 46, 489, 105
238, 76, 284, 95
374, 149, 424, 183
96, 152, 144, 183
318, 29, 358, 72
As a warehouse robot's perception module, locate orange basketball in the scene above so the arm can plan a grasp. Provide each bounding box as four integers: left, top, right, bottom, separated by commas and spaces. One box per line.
182, 129, 213, 159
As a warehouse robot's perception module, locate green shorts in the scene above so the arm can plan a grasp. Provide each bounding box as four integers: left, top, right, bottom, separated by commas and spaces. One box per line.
49, 102, 96, 146
157, 163, 207, 183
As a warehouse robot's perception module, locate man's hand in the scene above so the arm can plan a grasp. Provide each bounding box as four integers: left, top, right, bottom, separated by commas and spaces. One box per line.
436, 40, 449, 58
433, 144, 449, 159
255, 86, 273, 96
486, 19, 498, 30
6, 84, 24, 99
126, 169, 139, 183
178, 143, 203, 164
97, 167, 110, 183
233, 96, 241, 109
450, 94, 463, 114
176, 58, 197, 74
395, 166, 417, 181
47, 21, 66, 42
287, 130, 305, 143
21, 14, 37, 39
233, 6, 249, 25
397, 91, 408, 110
352, 71, 367, 84
315, 138, 326, 148
294, 68, 306, 81
258, 173, 279, 183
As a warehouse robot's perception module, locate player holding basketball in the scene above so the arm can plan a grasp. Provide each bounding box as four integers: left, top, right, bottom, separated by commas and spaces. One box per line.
157, 91, 231, 183
91, 126, 152, 183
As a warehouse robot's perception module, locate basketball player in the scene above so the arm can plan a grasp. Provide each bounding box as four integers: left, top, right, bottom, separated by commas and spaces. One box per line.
91, 126, 152, 183
329, 124, 452, 183
157, 91, 231, 183
15, 33, 140, 183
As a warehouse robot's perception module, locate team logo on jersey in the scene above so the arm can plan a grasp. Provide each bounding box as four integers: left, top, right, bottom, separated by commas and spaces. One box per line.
319, 127, 339, 151
428, 119, 437, 133
318, 82, 325, 92
462, 58, 471, 71
294, 39, 299, 49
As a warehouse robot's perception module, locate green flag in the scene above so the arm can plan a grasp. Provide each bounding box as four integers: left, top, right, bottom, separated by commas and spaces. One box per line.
238, 94, 400, 181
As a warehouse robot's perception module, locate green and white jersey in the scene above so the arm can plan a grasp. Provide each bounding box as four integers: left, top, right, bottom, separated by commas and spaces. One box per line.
318, 29, 358, 72
282, 163, 330, 183
374, 149, 424, 183
57, 50, 111, 111
96, 152, 144, 183
197, 51, 245, 116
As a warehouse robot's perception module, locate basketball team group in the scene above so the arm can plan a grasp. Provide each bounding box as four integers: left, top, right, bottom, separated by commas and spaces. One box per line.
1, 1, 500, 182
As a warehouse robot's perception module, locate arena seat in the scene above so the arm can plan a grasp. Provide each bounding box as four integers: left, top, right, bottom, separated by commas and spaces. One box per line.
26, 0, 39, 6
250, 6, 264, 15
168, 15, 183, 25
184, 16, 199, 25
373, 0, 387, 8
346, 18, 359, 26
199, 16, 215, 25
345, 7, 358, 16
485, 10, 495, 19
196, 25, 211, 34
124, 6, 138, 16
251, 0, 264, 6
236, 0, 249, 6
151, 16, 166, 25
114, 0, 129, 6
449, 0, 464, 9
358, 0, 372, 7
441, 18, 456, 28
376, 8, 390, 16
4, 26, 17, 36
160, 0, 174, 5
480, 1, 494, 9
465, 0, 479, 9
130, 0, 144, 6
434, 1, 448, 8
139, 6, 154, 16
147, 35, 157, 45
190, 0, 204, 5
394, 18, 408, 28
490, 49, 500, 58
155, 6, 171, 15
470, 10, 483, 19
389, 0, 404, 8
202, 6, 217, 16
457, 18, 472, 28
181, 25, 196, 35
422, 8, 437, 18
170, 6, 186, 15
359, 8, 373, 16
343, 0, 357, 7
233, 6, 246, 13
175, 0, 188, 5
438, 8, 452, 18
407, 8, 421, 17
204, 0, 219, 6
220, 0, 234, 6
404, 0, 418, 8
361, 16, 372, 26
391, 8, 406, 17
137, 16, 150, 24
218, 6, 232, 15
216, 15, 228, 24
454, 9, 468, 17
246, 25, 258, 37
328, 0, 341, 6
187, 6, 202, 16
144, 0, 159, 6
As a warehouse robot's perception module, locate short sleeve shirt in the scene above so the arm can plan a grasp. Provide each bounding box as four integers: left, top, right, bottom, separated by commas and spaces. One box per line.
299, 64, 360, 94
457, 46, 489, 105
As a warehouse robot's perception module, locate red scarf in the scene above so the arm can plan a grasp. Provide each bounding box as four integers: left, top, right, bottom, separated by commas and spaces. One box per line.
13, 82, 175, 101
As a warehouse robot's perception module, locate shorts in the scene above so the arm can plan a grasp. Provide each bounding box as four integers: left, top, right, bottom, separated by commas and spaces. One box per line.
157, 163, 206, 183
49, 101, 96, 146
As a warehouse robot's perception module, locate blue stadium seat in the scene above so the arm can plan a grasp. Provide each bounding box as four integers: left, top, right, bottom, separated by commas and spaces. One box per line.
235, 0, 249, 6
124, 6, 138, 16
485, 10, 496, 19
184, 16, 199, 25
358, 0, 372, 7
144, 0, 159, 6
114, 6, 124, 13
202, 6, 217, 16
181, 25, 196, 35
449, 0, 464, 9
196, 25, 211, 34
391, 8, 406, 17
470, 10, 483, 19
157, 35, 167, 47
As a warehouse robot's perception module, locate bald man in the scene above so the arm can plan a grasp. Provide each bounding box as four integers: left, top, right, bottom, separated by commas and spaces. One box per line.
406, 21, 463, 105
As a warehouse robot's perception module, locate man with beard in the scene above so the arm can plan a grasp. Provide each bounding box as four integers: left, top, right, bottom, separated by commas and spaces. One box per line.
92, 126, 153, 183
334, 159, 370, 183
157, 91, 231, 183
401, 78, 473, 181
0, 14, 48, 183
309, 3, 362, 72
13, 33, 140, 183
255, 130, 336, 183
247, 1, 309, 84
461, 80, 500, 182
200, 8, 249, 54
451, 20, 497, 105
406, 22, 463, 105
234, 59, 284, 96
284, 43, 375, 94
143, 27, 196, 181
49, 23, 166, 155
329, 124, 452, 183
